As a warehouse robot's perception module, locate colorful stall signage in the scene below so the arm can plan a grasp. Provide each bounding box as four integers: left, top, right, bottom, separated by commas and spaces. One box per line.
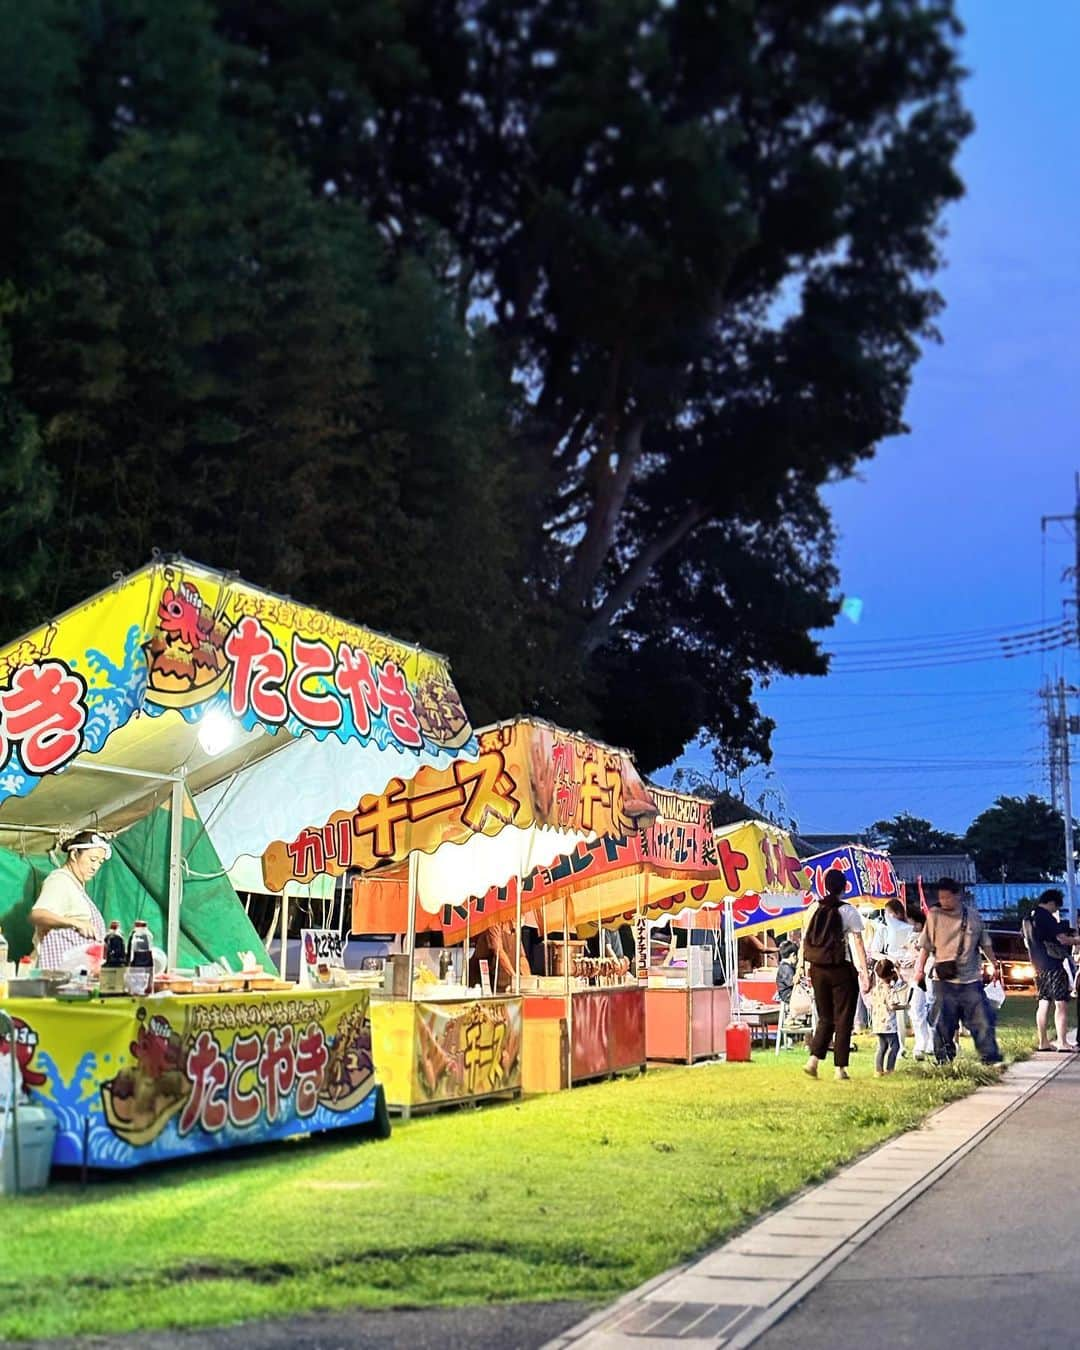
371, 998, 522, 1109
264, 719, 656, 891
801, 845, 899, 904
0, 559, 473, 805
594, 820, 810, 930
0, 989, 377, 1168
434, 789, 715, 939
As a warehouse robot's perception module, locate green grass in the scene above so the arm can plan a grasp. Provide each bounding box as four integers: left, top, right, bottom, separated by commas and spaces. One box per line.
1, 997, 1040, 1341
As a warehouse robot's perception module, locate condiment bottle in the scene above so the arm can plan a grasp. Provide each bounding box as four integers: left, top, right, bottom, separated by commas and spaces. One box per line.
125, 920, 154, 997
99, 920, 128, 996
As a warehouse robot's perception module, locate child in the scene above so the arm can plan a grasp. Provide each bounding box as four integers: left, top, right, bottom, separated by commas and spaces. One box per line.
775, 939, 799, 1008
870, 957, 904, 1076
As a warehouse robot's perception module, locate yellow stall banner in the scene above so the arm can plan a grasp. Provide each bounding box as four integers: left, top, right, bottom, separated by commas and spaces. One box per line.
0, 559, 473, 806
0, 988, 377, 1168
264, 718, 656, 890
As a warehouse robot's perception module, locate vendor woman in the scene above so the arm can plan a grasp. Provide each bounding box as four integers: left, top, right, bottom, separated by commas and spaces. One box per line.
30, 830, 111, 967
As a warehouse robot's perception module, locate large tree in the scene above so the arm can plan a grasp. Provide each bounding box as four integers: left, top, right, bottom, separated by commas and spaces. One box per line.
964, 796, 1071, 883
0, 0, 528, 721
215, 0, 971, 768
1, 1, 972, 771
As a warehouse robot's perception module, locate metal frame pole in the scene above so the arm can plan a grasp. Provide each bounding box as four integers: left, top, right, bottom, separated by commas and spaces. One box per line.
166, 770, 186, 969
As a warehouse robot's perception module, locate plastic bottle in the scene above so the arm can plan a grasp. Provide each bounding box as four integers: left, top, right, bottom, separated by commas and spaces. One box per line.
125, 920, 154, 997
99, 920, 128, 996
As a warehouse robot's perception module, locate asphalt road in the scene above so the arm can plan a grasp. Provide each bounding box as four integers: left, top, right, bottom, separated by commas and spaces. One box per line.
754, 1057, 1080, 1350
33, 1303, 588, 1350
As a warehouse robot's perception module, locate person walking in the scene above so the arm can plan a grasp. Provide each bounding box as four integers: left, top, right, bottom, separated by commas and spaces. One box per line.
904, 915, 934, 1060
870, 958, 904, 1076
872, 898, 916, 1053
912, 878, 1002, 1066
797, 868, 871, 1081
1024, 889, 1080, 1052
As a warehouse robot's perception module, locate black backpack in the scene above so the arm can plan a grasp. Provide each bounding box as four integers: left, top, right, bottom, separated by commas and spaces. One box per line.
803, 897, 848, 966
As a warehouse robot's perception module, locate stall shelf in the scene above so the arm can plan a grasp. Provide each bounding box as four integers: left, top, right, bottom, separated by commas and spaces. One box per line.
0, 987, 381, 1170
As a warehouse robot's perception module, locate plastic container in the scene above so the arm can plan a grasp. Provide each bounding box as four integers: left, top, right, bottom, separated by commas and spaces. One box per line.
1, 1103, 58, 1194
725, 1021, 752, 1063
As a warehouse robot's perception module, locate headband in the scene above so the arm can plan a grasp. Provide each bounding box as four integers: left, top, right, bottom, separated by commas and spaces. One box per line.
68, 833, 112, 860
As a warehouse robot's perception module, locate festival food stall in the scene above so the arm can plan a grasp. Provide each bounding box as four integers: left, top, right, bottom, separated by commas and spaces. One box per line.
269, 717, 658, 1110
510, 789, 724, 1085
0, 557, 475, 1168
611, 819, 811, 1062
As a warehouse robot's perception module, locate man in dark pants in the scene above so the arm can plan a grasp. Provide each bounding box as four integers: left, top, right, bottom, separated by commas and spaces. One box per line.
796, 869, 871, 1081
913, 877, 1002, 1065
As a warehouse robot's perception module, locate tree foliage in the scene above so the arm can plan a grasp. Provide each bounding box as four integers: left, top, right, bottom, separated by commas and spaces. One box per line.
0, 0, 971, 769
868, 812, 964, 855
964, 795, 1071, 883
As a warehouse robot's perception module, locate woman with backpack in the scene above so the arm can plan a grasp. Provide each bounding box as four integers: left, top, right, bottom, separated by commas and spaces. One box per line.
796, 868, 871, 1081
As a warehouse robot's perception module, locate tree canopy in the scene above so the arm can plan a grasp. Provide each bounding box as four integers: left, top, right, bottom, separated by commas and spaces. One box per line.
869, 812, 964, 855
963, 795, 1072, 884
0, 0, 971, 771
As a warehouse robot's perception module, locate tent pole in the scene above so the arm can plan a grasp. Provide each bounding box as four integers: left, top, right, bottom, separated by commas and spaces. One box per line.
406, 847, 418, 995
514, 872, 523, 995
725, 898, 739, 1020
278, 892, 289, 981
166, 770, 186, 969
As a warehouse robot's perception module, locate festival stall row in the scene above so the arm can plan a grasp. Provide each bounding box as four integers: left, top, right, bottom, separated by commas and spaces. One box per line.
0, 557, 476, 1168
267, 716, 659, 1113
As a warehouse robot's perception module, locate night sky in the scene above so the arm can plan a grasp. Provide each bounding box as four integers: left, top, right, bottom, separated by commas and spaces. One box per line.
667, 3, 1080, 836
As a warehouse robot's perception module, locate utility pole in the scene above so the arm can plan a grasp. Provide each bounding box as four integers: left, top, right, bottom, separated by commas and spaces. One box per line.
1060, 676, 1077, 928
1041, 479, 1080, 925
1044, 683, 1062, 811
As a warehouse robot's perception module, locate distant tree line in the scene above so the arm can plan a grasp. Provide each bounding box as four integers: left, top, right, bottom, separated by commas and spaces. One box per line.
870, 797, 1074, 883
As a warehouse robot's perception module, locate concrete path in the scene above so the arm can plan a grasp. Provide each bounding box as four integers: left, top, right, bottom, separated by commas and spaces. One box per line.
547, 1053, 1071, 1349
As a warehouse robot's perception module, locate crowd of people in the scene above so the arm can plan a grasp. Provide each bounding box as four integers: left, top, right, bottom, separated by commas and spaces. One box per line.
778, 869, 1024, 1081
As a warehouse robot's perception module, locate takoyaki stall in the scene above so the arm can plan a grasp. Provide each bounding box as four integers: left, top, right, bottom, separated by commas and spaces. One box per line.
0, 557, 476, 1169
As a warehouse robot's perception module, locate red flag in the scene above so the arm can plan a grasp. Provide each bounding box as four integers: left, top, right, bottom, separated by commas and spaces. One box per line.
917, 875, 929, 916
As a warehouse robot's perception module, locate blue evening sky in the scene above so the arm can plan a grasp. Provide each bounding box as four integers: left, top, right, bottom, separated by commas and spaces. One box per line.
666, 2, 1080, 836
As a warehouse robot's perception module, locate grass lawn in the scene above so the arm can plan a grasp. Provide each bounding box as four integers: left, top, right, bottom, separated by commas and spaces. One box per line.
2, 996, 1042, 1341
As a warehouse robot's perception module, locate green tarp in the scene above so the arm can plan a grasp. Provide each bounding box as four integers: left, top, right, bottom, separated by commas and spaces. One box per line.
0, 793, 271, 970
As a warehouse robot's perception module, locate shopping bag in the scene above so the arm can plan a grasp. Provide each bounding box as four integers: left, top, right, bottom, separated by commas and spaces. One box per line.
789, 981, 814, 1018
984, 978, 1006, 1009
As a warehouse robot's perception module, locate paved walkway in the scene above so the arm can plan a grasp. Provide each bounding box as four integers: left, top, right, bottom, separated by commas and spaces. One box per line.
546, 1053, 1071, 1349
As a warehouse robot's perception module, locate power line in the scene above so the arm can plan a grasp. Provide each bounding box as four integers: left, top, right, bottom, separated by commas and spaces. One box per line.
824, 616, 1067, 648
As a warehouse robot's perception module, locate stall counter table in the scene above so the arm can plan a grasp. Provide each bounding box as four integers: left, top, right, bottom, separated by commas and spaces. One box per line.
0, 987, 381, 1170
522, 986, 646, 1092
645, 985, 731, 1063
370, 994, 523, 1117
